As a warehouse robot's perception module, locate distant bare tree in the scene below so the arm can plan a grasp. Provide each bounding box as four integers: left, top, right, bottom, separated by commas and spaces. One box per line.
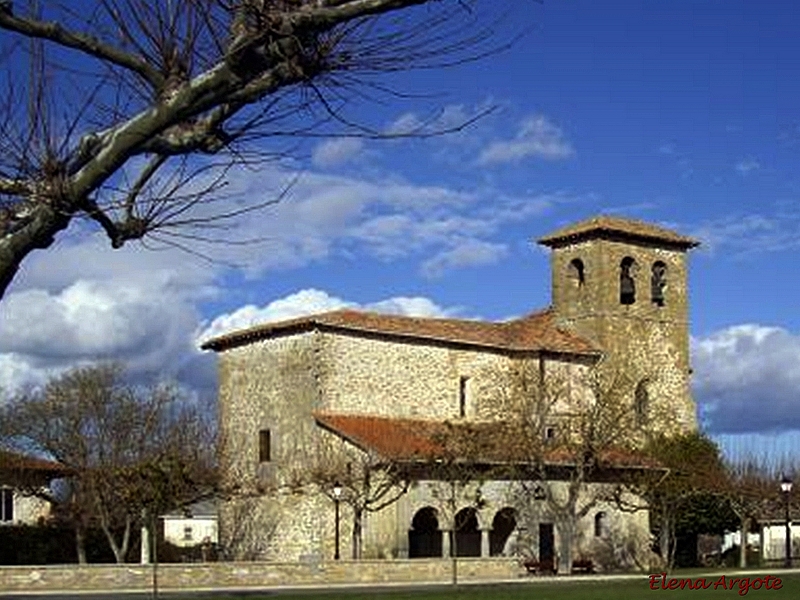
0, 0, 533, 300
0, 364, 218, 563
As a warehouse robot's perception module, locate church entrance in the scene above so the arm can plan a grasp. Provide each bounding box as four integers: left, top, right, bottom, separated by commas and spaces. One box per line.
539, 523, 555, 565
409, 507, 442, 558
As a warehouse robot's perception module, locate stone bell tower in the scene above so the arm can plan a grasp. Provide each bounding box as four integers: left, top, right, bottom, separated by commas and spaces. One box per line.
537, 216, 700, 435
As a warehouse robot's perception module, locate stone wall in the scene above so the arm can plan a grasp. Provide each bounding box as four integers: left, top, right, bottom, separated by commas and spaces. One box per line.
0, 558, 526, 593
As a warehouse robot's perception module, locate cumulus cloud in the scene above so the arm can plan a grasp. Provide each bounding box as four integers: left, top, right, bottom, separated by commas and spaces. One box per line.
692, 324, 800, 433
311, 137, 364, 168
197, 288, 460, 342
736, 156, 761, 175
477, 114, 574, 165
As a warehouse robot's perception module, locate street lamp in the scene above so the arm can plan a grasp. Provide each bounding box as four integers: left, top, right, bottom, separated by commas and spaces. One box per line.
333, 481, 342, 561
781, 473, 793, 569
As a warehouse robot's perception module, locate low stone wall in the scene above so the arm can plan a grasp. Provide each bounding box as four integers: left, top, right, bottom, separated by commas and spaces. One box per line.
0, 558, 524, 594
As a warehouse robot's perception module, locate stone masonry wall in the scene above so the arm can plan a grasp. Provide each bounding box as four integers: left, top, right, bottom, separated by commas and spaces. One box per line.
0, 558, 529, 593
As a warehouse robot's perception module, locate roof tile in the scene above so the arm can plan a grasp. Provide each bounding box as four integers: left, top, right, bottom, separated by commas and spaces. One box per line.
201, 307, 599, 355
537, 215, 700, 249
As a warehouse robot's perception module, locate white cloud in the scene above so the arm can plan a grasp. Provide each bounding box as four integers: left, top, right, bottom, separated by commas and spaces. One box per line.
311, 137, 364, 168
736, 156, 760, 175
692, 324, 800, 433
688, 213, 800, 256
477, 114, 574, 165
198, 288, 460, 344
385, 112, 424, 135
420, 240, 508, 279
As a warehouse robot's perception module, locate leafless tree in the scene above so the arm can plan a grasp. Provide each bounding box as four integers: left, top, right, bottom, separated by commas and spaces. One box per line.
311, 442, 410, 560
0, 0, 534, 300
0, 363, 218, 563
501, 359, 664, 575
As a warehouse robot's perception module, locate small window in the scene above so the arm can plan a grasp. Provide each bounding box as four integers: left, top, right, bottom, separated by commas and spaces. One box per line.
594, 512, 609, 538
634, 380, 649, 426
259, 429, 271, 463
651, 261, 667, 306
544, 426, 557, 444
1, 488, 12, 522
458, 376, 470, 418
183, 526, 193, 541
620, 257, 637, 305
568, 258, 585, 287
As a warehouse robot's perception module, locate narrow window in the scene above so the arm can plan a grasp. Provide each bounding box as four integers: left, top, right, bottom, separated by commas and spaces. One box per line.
183, 526, 193, 541
544, 426, 557, 444
651, 261, 667, 306
458, 376, 469, 418
620, 257, 636, 305
634, 379, 649, 426
1, 488, 12, 522
258, 429, 271, 463
568, 258, 585, 287
594, 512, 609, 538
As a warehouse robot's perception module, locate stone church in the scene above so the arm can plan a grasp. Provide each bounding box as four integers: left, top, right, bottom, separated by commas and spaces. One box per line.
201, 215, 699, 567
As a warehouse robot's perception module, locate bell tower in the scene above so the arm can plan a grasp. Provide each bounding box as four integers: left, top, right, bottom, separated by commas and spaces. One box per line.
537, 216, 700, 434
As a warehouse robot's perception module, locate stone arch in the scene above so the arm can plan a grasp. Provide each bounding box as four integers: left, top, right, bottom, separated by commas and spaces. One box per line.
453, 507, 481, 557
634, 378, 649, 426
620, 256, 637, 305
409, 506, 442, 558
568, 258, 586, 288
490, 507, 517, 556
651, 261, 667, 306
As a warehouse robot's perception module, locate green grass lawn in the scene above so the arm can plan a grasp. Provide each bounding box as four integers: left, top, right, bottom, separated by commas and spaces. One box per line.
197, 572, 800, 599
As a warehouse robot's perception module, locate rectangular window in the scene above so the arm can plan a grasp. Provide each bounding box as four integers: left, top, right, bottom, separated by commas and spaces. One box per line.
458, 376, 469, 418
259, 429, 271, 463
1, 488, 13, 522
183, 526, 193, 541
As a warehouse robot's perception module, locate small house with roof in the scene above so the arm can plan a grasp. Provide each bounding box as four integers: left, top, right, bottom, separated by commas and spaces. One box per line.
201, 216, 699, 567
0, 450, 67, 526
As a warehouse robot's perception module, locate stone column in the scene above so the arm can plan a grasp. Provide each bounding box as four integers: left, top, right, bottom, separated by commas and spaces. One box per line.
442, 529, 451, 558
481, 528, 491, 558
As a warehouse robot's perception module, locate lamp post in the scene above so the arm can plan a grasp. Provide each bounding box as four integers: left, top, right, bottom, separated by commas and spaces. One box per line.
781, 473, 793, 569
333, 481, 342, 561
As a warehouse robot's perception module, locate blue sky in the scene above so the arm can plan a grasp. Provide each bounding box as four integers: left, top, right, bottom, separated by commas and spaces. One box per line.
2, 0, 800, 465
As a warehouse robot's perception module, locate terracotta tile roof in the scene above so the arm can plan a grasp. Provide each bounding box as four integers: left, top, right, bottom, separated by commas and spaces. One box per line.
313, 412, 660, 470
537, 215, 700, 249
0, 450, 69, 476
201, 307, 599, 355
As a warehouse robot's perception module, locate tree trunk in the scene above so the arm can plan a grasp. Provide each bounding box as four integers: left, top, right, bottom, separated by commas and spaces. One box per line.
739, 518, 748, 569
352, 507, 363, 559
557, 518, 574, 575
75, 525, 87, 564
659, 509, 671, 565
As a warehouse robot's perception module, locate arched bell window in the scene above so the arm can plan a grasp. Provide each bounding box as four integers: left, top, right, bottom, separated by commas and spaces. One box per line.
651, 261, 667, 306
620, 257, 636, 305
568, 258, 585, 288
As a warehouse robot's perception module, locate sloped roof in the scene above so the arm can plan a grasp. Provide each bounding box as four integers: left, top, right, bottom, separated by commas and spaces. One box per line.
537, 215, 700, 249
313, 412, 660, 470
200, 307, 599, 356
0, 450, 69, 477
